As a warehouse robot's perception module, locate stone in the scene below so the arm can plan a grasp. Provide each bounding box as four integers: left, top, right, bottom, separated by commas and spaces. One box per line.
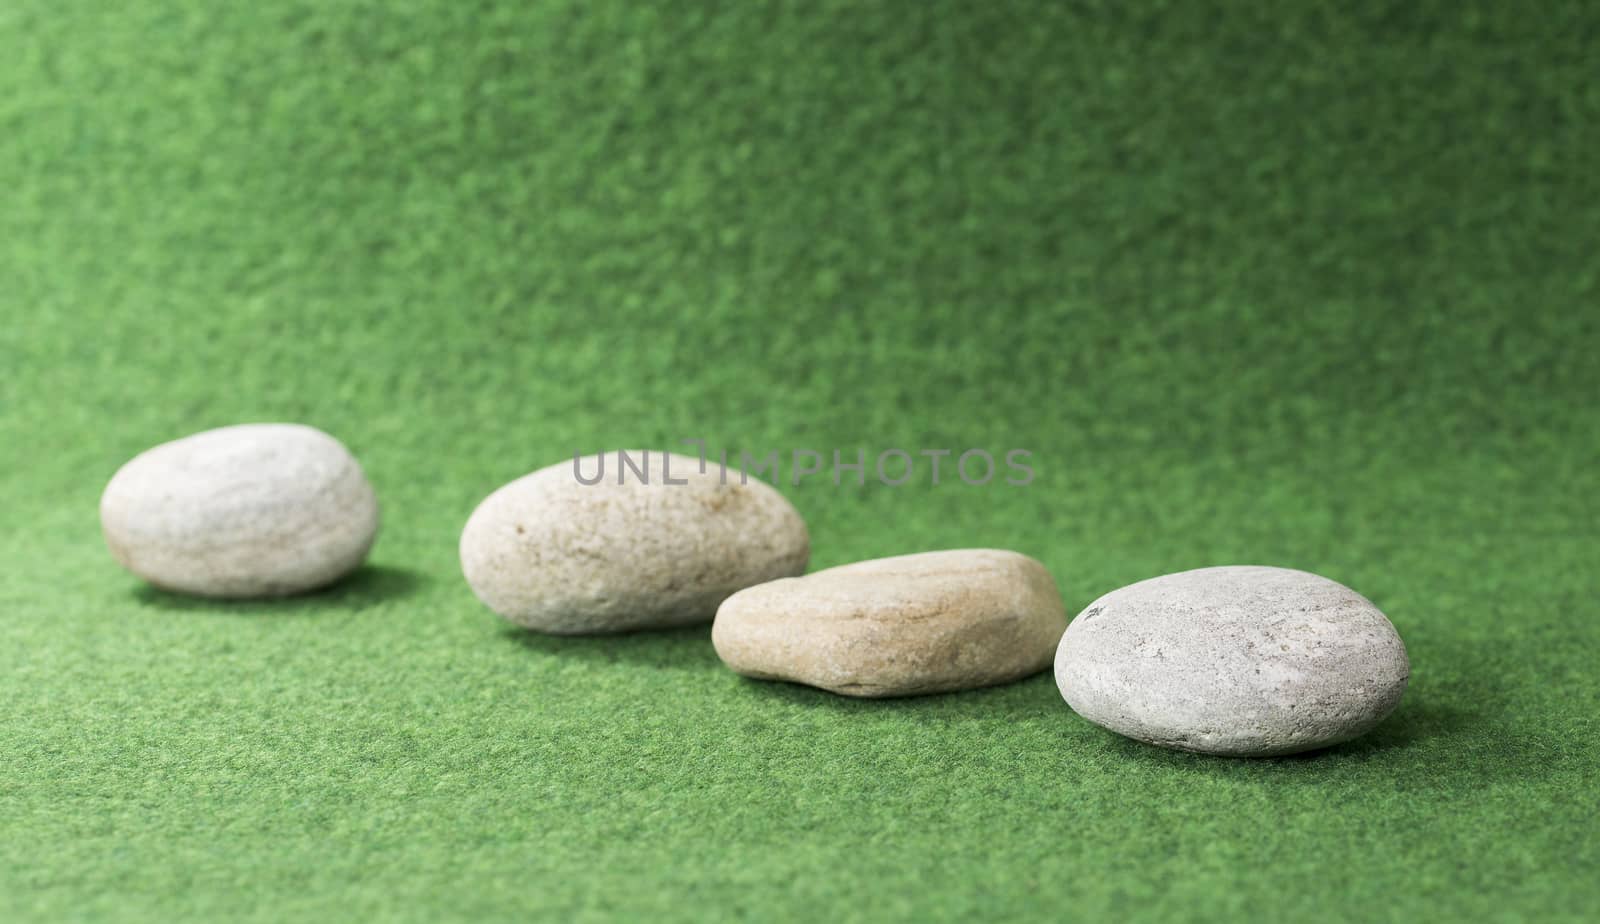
460, 450, 809, 634
1055, 565, 1409, 756
712, 549, 1067, 697
100, 423, 380, 598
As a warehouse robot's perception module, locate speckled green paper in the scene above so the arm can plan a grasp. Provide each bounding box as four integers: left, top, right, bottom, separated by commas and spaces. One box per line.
2, 1, 1597, 921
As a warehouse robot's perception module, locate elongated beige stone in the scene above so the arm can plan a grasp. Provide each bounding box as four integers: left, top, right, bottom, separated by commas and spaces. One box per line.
712, 549, 1067, 697
100, 423, 380, 598
460, 450, 809, 634
1055, 566, 1410, 756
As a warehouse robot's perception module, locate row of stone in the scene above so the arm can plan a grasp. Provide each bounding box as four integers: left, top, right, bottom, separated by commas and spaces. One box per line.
100, 426, 1410, 757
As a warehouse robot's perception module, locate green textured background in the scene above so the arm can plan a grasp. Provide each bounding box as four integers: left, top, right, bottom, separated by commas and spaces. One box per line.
3, 1, 1597, 920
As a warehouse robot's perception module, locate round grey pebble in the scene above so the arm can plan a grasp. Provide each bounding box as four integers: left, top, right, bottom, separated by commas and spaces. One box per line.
1055, 565, 1409, 756
100, 423, 380, 598
460, 450, 809, 634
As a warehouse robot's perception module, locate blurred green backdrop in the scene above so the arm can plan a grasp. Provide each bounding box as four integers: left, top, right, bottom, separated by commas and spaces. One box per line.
3, 1, 1597, 921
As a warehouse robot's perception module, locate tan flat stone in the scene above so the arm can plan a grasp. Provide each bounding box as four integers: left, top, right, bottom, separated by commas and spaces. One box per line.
712, 549, 1067, 697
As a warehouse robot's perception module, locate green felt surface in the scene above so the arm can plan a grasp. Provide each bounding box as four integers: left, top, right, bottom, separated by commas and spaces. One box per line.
3, 1, 1598, 920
